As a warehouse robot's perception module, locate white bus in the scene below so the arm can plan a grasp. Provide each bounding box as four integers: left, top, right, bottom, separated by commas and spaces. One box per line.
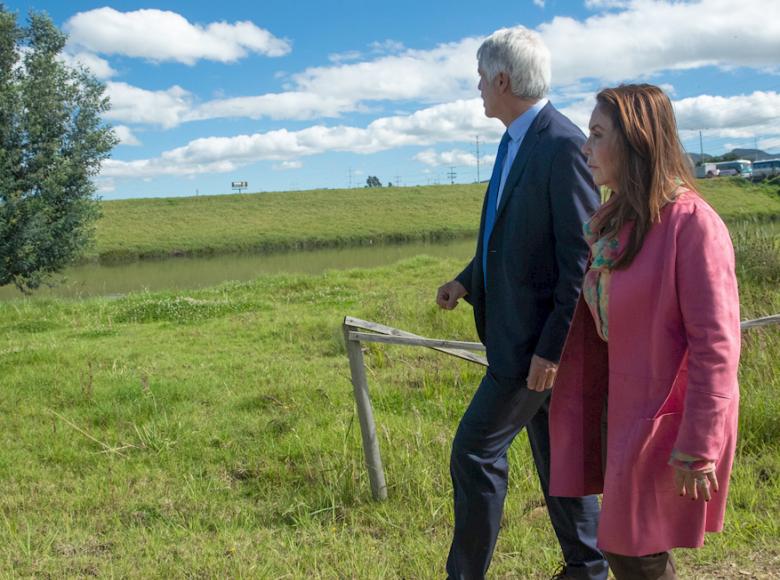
752, 158, 780, 179
714, 159, 753, 177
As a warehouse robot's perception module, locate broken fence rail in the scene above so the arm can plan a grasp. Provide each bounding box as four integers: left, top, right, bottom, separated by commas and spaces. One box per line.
343, 313, 780, 501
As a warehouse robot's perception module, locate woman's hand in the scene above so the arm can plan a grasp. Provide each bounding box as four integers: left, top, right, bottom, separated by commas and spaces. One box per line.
673, 463, 718, 502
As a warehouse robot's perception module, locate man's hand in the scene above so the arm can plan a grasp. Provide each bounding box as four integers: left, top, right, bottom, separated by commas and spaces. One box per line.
436, 280, 467, 310
526, 354, 558, 391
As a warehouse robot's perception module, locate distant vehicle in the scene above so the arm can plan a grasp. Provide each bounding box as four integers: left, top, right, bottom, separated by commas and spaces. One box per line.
714, 159, 753, 177
752, 158, 780, 179
695, 163, 720, 178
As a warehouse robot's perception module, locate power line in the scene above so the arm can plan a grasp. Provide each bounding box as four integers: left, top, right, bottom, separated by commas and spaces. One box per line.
446, 167, 457, 184
699, 130, 704, 159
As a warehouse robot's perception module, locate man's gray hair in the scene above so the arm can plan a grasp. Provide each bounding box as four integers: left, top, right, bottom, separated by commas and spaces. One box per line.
477, 26, 551, 100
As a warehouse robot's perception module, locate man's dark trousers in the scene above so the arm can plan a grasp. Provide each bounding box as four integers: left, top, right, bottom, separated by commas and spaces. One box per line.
445, 371, 606, 580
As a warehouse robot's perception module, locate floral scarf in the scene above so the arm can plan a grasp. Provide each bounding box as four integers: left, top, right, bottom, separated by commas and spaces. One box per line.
582, 219, 621, 342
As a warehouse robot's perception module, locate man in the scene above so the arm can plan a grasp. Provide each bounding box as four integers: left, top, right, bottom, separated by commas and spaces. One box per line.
436, 27, 607, 580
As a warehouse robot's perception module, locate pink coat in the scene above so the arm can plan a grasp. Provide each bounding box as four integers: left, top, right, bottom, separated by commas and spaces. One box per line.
549, 192, 741, 556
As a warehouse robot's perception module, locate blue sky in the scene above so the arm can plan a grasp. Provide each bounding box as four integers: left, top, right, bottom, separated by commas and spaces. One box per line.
6, 0, 780, 199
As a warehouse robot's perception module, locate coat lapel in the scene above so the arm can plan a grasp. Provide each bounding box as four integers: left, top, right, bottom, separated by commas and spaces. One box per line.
495, 102, 553, 221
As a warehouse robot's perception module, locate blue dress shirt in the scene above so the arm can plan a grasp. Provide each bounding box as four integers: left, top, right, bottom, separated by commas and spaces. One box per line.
497, 98, 548, 206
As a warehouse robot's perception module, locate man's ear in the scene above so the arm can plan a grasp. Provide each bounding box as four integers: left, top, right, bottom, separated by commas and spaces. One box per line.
496, 72, 510, 94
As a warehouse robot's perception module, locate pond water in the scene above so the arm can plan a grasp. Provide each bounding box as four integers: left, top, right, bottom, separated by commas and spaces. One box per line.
0, 238, 476, 300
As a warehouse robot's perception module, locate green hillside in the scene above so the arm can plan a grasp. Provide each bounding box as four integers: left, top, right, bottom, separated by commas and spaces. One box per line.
92, 179, 780, 263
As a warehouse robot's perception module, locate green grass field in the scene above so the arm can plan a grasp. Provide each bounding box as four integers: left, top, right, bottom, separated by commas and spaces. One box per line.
93, 184, 485, 263
0, 180, 778, 577
91, 178, 780, 263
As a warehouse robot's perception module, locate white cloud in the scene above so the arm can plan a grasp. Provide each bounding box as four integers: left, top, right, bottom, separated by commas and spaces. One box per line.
101, 158, 239, 179
104, 82, 193, 129
415, 149, 495, 167
236, 0, 780, 116
64, 8, 290, 65
59, 51, 116, 79
101, 99, 503, 178
95, 0, 780, 182
105, 90, 780, 179
291, 2, 779, 105
273, 161, 303, 170
109, 89, 780, 178
758, 137, 780, 152
97, 1, 779, 130
328, 50, 363, 63
97, 34, 478, 128
557, 95, 597, 134
94, 177, 115, 194
187, 92, 357, 122
674, 91, 780, 146
673, 91, 780, 132
369, 40, 406, 54
584, 0, 631, 9
542, 0, 780, 85
104, 83, 359, 127
112, 125, 141, 146
533, 0, 546, 7
292, 37, 481, 103
560, 90, 780, 142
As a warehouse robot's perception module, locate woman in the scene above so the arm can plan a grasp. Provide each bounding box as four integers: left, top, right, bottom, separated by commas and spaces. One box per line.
545, 84, 741, 579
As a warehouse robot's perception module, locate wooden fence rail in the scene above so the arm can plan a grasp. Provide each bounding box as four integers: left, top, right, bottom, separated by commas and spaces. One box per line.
343, 313, 780, 501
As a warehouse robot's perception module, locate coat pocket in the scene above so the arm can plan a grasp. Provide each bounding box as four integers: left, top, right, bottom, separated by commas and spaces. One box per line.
633, 413, 683, 493
607, 410, 680, 481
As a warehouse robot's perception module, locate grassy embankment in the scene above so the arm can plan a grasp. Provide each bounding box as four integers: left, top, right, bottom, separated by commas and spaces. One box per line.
93, 184, 485, 263
0, 180, 778, 577
92, 178, 780, 263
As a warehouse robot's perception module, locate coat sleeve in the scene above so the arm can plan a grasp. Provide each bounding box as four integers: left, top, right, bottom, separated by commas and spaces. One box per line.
455, 182, 490, 305
673, 204, 741, 460
534, 137, 600, 363
455, 258, 474, 302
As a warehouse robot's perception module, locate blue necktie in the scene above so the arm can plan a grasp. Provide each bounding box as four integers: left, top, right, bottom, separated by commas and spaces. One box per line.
482, 131, 510, 288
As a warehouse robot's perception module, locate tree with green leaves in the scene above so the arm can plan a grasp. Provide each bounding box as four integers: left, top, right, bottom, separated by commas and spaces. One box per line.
0, 7, 117, 292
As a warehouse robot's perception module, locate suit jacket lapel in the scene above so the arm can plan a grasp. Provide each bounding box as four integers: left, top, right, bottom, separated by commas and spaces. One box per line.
495, 103, 553, 220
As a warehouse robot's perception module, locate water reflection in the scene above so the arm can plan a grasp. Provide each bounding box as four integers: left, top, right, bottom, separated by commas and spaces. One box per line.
0, 238, 476, 300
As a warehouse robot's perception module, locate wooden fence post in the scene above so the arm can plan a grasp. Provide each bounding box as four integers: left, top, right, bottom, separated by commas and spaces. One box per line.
343, 323, 388, 501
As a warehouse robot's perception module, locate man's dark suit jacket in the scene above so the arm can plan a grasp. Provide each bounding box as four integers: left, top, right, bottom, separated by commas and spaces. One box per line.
456, 102, 600, 379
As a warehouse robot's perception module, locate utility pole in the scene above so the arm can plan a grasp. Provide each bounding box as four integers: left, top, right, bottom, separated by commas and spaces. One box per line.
393, 175, 401, 187
348, 167, 353, 189
699, 130, 704, 163
447, 167, 457, 185
476, 136, 480, 183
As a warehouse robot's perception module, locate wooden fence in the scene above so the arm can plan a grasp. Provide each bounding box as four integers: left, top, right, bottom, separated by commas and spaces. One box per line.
343, 314, 780, 501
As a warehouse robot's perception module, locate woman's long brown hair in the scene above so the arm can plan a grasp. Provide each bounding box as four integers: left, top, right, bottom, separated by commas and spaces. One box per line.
590, 84, 696, 269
